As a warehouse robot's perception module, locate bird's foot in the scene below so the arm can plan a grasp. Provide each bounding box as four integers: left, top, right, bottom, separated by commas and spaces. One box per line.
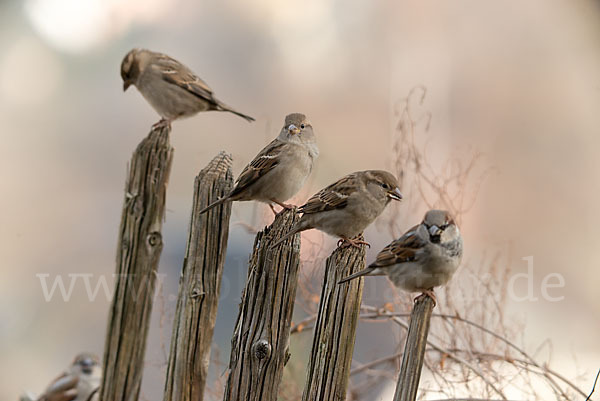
152, 118, 171, 130
268, 204, 278, 216
414, 289, 437, 307
270, 199, 295, 214
338, 236, 371, 249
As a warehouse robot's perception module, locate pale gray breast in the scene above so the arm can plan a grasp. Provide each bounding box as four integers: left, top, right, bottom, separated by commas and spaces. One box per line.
72, 364, 101, 401
327, 192, 379, 238
386, 261, 430, 291
443, 236, 463, 260
137, 69, 208, 119
419, 240, 461, 282
268, 144, 314, 202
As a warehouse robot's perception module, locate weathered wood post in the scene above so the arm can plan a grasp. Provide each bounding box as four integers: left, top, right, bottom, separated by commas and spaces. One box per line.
100, 124, 173, 401
393, 296, 435, 401
302, 244, 366, 401
163, 152, 234, 401
223, 209, 301, 401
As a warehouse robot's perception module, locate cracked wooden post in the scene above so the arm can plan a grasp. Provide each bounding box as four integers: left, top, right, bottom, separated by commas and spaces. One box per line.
393, 296, 435, 401
163, 152, 234, 401
223, 209, 301, 401
302, 244, 366, 401
100, 125, 173, 401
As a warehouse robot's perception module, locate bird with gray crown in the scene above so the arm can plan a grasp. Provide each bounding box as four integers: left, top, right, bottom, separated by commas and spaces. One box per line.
339, 209, 463, 306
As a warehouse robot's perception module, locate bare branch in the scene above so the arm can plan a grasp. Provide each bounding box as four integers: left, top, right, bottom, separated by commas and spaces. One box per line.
586, 369, 600, 401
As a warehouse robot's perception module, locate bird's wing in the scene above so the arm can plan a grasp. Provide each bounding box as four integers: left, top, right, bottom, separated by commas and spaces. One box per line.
39, 373, 79, 401
151, 53, 215, 101
230, 140, 286, 197
369, 225, 427, 268
299, 173, 359, 214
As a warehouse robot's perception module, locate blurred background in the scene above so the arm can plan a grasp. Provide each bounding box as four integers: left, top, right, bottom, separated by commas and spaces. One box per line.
1, 0, 599, 399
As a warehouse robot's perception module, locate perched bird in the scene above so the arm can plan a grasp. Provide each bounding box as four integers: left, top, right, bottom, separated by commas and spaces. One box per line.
339, 209, 463, 305
36, 353, 101, 401
120, 48, 255, 125
271, 170, 402, 248
199, 113, 319, 214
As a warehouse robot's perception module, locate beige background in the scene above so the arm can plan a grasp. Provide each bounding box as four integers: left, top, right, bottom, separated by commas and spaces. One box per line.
1, 0, 599, 399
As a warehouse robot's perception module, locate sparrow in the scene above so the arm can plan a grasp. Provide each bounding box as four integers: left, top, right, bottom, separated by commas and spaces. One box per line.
36, 353, 101, 401
338, 209, 463, 305
271, 170, 403, 248
199, 113, 319, 214
120, 48, 255, 126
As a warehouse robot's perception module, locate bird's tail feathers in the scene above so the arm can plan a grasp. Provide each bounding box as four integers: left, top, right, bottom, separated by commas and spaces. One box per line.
338, 267, 376, 285
215, 101, 255, 122
227, 109, 255, 122
199, 196, 229, 214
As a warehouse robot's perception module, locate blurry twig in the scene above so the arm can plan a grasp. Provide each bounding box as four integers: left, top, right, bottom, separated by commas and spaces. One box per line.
351, 352, 402, 376
586, 369, 600, 401
390, 85, 493, 231
287, 87, 590, 400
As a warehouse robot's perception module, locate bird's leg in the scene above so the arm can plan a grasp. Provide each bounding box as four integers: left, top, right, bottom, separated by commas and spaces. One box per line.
152, 118, 171, 130
268, 203, 278, 216
338, 235, 371, 249
414, 289, 437, 307
270, 199, 295, 212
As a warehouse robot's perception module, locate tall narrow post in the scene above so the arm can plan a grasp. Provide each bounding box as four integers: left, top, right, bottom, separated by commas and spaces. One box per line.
393, 296, 435, 401
302, 244, 366, 401
100, 125, 173, 401
163, 152, 234, 401
223, 209, 301, 401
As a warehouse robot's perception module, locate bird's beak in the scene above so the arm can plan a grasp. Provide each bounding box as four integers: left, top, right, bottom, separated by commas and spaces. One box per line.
387, 187, 403, 201
80, 358, 95, 374
123, 81, 131, 91
288, 124, 301, 135
428, 225, 442, 237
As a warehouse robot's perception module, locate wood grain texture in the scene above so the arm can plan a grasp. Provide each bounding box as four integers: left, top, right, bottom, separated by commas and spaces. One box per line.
393, 296, 434, 401
163, 152, 234, 401
100, 125, 173, 401
223, 209, 301, 401
302, 244, 366, 401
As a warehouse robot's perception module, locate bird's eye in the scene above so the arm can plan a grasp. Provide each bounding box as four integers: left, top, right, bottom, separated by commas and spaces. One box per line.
300, 123, 305, 129
381, 182, 390, 189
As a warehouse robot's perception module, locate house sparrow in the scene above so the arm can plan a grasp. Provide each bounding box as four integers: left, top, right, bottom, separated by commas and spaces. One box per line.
37, 353, 101, 401
199, 113, 319, 214
271, 170, 402, 248
120, 48, 255, 125
338, 209, 463, 305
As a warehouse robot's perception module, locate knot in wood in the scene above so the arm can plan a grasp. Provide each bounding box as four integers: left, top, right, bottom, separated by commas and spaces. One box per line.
252, 339, 271, 360
147, 232, 162, 247
190, 287, 203, 299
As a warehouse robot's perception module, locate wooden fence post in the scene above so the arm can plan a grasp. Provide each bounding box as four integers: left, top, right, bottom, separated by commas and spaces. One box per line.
100, 125, 173, 401
223, 209, 301, 401
392, 296, 434, 401
302, 244, 366, 401
163, 151, 234, 401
